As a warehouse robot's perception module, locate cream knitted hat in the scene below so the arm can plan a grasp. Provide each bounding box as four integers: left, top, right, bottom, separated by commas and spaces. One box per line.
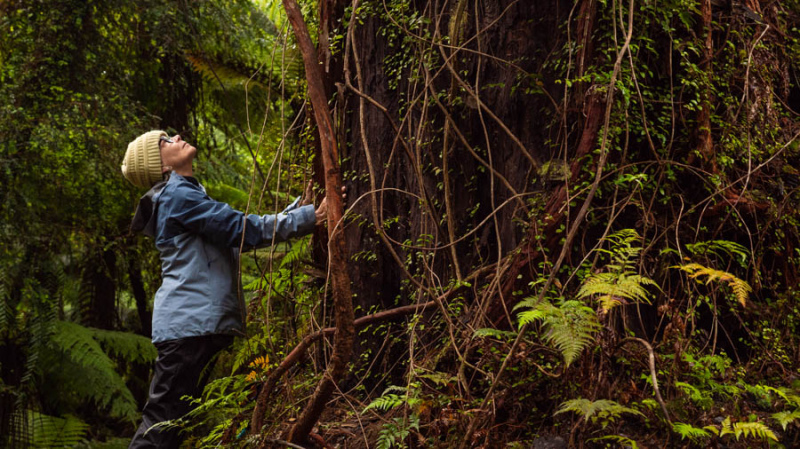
121, 130, 167, 188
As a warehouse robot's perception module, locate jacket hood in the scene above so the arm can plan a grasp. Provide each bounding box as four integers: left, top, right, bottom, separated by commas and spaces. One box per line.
131, 180, 168, 237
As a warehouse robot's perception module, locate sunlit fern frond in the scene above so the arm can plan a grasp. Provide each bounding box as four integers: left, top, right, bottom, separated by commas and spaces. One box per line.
772, 410, 800, 430
675, 263, 751, 307
518, 299, 601, 366
717, 418, 778, 442
577, 229, 659, 312
555, 398, 644, 423
578, 272, 657, 312
604, 228, 644, 268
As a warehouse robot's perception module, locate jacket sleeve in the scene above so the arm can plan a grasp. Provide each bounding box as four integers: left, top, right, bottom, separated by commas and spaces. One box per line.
167, 183, 316, 248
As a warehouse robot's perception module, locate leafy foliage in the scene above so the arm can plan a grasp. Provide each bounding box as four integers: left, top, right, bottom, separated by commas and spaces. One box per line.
672, 422, 712, 442
675, 263, 752, 307
515, 297, 601, 366
376, 415, 420, 449
555, 398, 644, 428
44, 321, 155, 422
577, 229, 658, 312
19, 411, 89, 449
363, 385, 422, 413
705, 417, 778, 442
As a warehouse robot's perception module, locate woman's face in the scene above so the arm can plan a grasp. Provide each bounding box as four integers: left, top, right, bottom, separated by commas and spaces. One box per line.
159, 135, 196, 172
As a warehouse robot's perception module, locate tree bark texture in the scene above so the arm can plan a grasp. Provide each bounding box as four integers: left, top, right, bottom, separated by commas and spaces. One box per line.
339, 0, 575, 356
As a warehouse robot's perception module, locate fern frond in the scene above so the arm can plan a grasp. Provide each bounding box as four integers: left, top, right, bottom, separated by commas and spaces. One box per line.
587, 434, 640, 448
517, 299, 601, 366
578, 229, 659, 312
578, 273, 657, 312
686, 240, 749, 267
363, 394, 408, 413
363, 385, 422, 414
555, 398, 644, 424
730, 421, 778, 441
472, 327, 517, 340
772, 409, 800, 430
715, 417, 778, 441
26, 411, 89, 448
47, 321, 140, 422
90, 327, 157, 364
675, 263, 751, 307
672, 422, 712, 441
280, 238, 311, 268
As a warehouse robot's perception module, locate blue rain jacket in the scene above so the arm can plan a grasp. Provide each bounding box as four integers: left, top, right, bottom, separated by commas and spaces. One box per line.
131, 173, 316, 343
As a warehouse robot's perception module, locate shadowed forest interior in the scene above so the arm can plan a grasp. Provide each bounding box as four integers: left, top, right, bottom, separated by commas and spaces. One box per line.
2, 0, 800, 447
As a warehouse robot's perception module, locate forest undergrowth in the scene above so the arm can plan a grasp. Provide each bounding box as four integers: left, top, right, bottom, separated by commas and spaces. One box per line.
3, 0, 800, 448
175, 0, 800, 448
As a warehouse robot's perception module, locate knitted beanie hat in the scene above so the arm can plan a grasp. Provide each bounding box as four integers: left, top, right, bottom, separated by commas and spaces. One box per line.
121, 130, 167, 188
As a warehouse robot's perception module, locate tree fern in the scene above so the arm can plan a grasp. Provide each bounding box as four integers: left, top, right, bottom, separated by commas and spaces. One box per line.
675, 263, 751, 307
90, 326, 157, 365
25, 411, 89, 449
578, 229, 658, 312
45, 321, 150, 422
515, 297, 601, 366
555, 398, 643, 428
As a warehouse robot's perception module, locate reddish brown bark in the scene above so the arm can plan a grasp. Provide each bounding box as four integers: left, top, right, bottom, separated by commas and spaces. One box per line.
693, 0, 717, 172
252, 0, 355, 444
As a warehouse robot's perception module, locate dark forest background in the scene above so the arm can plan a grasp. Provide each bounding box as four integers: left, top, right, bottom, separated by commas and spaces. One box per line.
2, 0, 800, 447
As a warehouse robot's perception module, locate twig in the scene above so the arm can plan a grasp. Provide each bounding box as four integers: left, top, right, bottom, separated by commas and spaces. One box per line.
616, 337, 671, 424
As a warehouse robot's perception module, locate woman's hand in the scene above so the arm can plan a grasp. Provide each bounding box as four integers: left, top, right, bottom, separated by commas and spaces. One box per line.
314, 185, 346, 226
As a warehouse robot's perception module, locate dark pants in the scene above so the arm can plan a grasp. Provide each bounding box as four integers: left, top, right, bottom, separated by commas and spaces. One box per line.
129, 334, 233, 449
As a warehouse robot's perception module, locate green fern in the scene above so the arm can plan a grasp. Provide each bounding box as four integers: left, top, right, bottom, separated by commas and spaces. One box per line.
25, 411, 89, 448
280, 238, 311, 268
555, 398, 644, 428
686, 240, 750, 268
376, 415, 419, 449
672, 422, 712, 442
46, 321, 149, 422
578, 229, 658, 312
772, 409, 800, 430
472, 327, 517, 340
578, 272, 658, 312
90, 327, 157, 365
705, 417, 778, 442
675, 263, 752, 307
516, 297, 601, 366
363, 385, 421, 413
587, 434, 640, 448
